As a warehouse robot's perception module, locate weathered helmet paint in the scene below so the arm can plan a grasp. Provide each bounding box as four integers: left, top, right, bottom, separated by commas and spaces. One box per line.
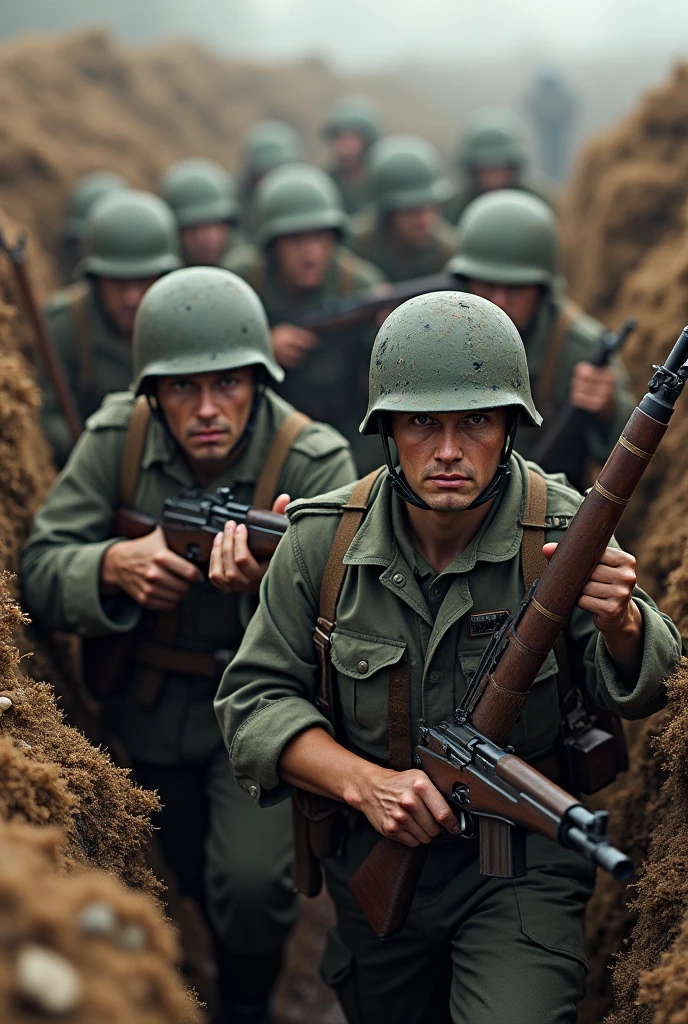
161, 159, 239, 227
76, 190, 182, 280
64, 170, 129, 241
253, 164, 348, 248
369, 135, 454, 212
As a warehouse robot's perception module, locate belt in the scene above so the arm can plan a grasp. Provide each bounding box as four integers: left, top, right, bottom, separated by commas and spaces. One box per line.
135, 640, 235, 680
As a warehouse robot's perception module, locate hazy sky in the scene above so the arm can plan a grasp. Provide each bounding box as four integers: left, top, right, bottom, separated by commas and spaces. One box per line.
2, 0, 688, 68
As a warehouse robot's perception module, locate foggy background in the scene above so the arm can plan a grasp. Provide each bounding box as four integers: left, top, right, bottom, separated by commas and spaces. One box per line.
1, 0, 686, 176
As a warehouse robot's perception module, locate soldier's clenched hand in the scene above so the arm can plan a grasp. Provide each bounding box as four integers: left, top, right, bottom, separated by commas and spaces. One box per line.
271, 323, 319, 369
569, 361, 616, 419
101, 526, 202, 611
351, 765, 460, 847
209, 494, 290, 595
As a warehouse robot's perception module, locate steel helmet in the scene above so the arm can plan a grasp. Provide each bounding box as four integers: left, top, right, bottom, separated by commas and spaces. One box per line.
253, 164, 348, 248
161, 159, 239, 227
64, 170, 129, 241
323, 96, 381, 147
369, 135, 454, 212
76, 190, 182, 279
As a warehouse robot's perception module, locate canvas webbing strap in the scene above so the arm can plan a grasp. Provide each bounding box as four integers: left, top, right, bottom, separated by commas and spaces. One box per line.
118, 395, 151, 507
72, 287, 94, 394
520, 469, 576, 713
337, 253, 358, 295
253, 410, 311, 510
534, 299, 581, 420
247, 254, 266, 295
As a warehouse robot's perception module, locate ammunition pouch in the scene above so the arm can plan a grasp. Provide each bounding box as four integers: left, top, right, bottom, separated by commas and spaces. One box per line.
292, 790, 343, 897
560, 703, 628, 795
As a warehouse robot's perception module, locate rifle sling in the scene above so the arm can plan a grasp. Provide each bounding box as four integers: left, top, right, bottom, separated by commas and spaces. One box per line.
534, 299, 582, 423
71, 285, 94, 396
252, 411, 311, 510
119, 395, 151, 508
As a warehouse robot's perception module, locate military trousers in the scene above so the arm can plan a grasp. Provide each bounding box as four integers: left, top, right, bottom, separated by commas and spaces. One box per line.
322, 824, 595, 1024
133, 745, 297, 956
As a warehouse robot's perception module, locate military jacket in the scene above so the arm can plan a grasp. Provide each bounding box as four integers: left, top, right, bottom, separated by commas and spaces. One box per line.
445, 172, 555, 225
41, 280, 133, 467
216, 456, 679, 806
21, 389, 356, 764
328, 164, 373, 216
515, 293, 636, 488
352, 214, 457, 283
226, 244, 384, 474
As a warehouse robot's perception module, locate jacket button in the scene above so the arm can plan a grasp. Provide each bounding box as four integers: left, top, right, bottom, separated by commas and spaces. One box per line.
248, 784, 259, 800
357, 660, 369, 674
392, 573, 406, 586
429, 670, 441, 683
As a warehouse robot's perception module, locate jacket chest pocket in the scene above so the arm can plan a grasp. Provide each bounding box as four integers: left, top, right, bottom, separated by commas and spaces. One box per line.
330, 630, 407, 752
457, 647, 561, 756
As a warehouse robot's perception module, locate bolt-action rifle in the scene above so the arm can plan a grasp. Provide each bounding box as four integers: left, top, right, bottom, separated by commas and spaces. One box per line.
348, 325, 688, 939
0, 226, 83, 442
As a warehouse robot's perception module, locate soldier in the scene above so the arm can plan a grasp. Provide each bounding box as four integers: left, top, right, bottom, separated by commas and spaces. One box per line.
322, 95, 381, 216
238, 119, 304, 237
448, 189, 636, 490
226, 163, 384, 473
215, 290, 680, 1024
42, 189, 181, 467
352, 135, 456, 283
21, 266, 357, 1024
524, 70, 577, 183
161, 158, 244, 266
446, 108, 553, 223
59, 170, 129, 281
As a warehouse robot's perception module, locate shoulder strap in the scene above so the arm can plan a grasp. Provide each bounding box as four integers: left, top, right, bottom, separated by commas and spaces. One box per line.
253, 410, 312, 510
71, 287, 94, 393
118, 396, 152, 507
534, 298, 582, 420
247, 254, 267, 295
337, 252, 358, 296
521, 469, 576, 713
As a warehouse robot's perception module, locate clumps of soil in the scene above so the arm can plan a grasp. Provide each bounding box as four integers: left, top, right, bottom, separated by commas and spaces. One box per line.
0, 819, 199, 1023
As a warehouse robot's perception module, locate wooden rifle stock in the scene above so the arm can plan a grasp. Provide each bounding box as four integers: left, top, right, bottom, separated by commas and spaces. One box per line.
293, 273, 454, 333
349, 324, 688, 936
0, 227, 83, 442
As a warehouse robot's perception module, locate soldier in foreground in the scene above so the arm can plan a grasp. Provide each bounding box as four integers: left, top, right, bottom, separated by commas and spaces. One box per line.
59, 169, 129, 280
353, 134, 456, 282
446, 108, 553, 223
449, 189, 636, 489
227, 163, 383, 471
161, 158, 244, 266
41, 189, 181, 467
322, 95, 381, 215
21, 267, 357, 1024
216, 291, 680, 1024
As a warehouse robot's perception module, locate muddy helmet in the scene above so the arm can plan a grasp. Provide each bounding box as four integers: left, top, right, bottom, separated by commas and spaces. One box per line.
76, 190, 182, 279
448, 190, 557, 288
461, 109, 526, 171
64, 171, 130, 241
369, 135, 454, 212
323, 96, 381, 147
132, 265, 283, 395
253, 164, 348, 248
161, 159, 239, 227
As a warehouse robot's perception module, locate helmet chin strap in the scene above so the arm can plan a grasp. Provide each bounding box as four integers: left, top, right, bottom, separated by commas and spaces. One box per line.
378, 411, 520, 512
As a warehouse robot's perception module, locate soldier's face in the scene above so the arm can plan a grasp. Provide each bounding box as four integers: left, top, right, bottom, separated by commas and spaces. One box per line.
157, 368, 255, 464
392, 408, 509, 512
389, 207, 439, 250
97, 276, 159, 337
180, 222, 231, 266
331, 131, 366, 170
474, 165, 516, 192
273, 231, 335, 290
467, 280, 541, 333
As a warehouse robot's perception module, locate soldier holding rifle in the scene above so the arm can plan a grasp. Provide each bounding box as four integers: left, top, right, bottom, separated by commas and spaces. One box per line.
216, 291, 680, 1024
21, 267, 356, 1024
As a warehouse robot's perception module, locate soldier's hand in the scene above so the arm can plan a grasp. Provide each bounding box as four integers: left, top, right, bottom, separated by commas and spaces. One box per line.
353, 765, 460, 847
543, 542, 641, 636
101, 526, 202, 611
569, 361, 616, 420
208, 494, 290, 595
271, 323, 319, 369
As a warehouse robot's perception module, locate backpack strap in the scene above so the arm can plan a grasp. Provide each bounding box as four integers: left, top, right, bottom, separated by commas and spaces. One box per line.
534, 299, 582, 422
118, 396, 152, 506
337, 252, 359, 296
246, 253, 267, 295
252, 410, 312, 510
71, 286, 94, 395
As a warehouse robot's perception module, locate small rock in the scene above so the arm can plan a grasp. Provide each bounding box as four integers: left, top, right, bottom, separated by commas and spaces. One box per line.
77, 900, 117, 937
117, 922, 148, 952
0, 696, 12, 715
16, 944, 82, 1014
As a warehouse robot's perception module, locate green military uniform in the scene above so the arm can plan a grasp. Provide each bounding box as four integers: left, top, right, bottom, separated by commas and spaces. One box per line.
215, 292, 680, 1024
22, 267, 357, 1021
448, 189, 636, 490
42, 189, 181, 467
322, 97, 381, 216
226, 163, 384, 475
446, 109, 554, 224
352, 134, 456, 282
160, 158, 246, 264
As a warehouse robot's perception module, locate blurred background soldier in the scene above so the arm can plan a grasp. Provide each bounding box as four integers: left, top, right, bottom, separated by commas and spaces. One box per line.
446, 108, 553, 223
59, 169, 129, 281
352, 134, 456, 282
161, 157, 244, 266
322, 94, 382, 215
41, 189, 181, 466
447, 189, 635, 489
227, 163, 384, 472
524, 69, 578, 183
238, 119, 304, 236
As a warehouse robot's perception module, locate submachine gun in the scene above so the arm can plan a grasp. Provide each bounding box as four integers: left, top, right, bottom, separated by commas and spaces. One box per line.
348, 325, 688, 939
